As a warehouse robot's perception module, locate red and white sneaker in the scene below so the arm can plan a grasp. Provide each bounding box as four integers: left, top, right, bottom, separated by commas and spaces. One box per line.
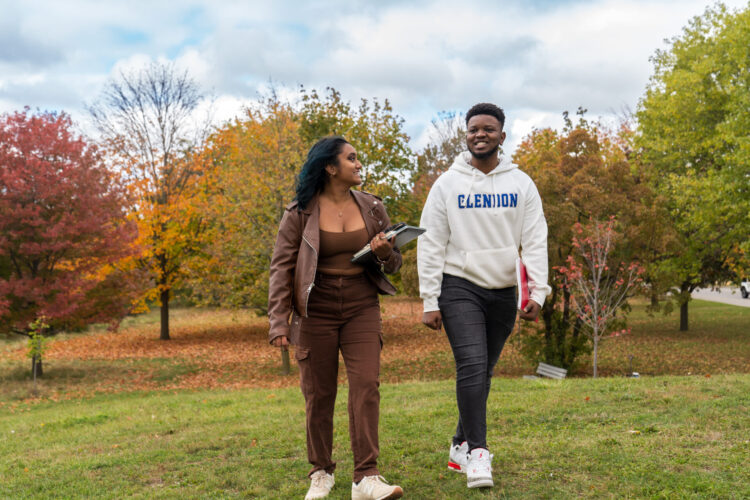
448, 441, 468, 473
466, 447, 493, 488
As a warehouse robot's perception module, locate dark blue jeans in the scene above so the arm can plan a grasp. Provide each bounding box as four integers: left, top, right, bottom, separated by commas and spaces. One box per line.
439, 274, 517, 451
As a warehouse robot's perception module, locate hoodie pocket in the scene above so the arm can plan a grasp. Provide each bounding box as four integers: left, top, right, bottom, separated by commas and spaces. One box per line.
463, 246, 518, 288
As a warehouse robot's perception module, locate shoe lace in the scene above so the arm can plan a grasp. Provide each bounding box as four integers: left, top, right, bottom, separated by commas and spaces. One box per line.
360, 475, 388, 493
311, 472, 329, 489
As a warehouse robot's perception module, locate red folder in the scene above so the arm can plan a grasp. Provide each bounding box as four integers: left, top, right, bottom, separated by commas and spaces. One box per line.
516, 257, 530, 310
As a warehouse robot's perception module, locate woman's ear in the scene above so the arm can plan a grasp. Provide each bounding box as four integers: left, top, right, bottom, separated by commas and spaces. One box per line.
326, 165, 337, 177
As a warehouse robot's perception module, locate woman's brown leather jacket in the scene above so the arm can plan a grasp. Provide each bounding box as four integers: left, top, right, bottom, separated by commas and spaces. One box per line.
268, 190, 402, 345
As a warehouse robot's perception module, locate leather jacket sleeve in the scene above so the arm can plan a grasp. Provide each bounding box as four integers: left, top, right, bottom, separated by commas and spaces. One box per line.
267, 208, 301, 344
372, 202, 402, 275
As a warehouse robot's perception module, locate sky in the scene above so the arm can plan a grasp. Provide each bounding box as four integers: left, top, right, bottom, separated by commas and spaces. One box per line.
1, 0, 748, 155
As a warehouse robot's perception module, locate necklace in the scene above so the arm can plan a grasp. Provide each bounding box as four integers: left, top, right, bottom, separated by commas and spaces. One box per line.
334, 197, 350, 218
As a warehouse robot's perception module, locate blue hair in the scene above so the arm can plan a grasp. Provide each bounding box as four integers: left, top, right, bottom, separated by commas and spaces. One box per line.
295, 136, 349, 210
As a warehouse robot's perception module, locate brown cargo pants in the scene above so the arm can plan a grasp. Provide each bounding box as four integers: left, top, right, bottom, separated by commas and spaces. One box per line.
295, 272, 382, 483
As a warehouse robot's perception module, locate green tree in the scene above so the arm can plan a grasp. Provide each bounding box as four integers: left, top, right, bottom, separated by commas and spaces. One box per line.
298, 87, 415, 222
636, 3, 750, 329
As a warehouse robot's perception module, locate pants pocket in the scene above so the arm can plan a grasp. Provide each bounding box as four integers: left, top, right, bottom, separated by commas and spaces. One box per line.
295, 347, 313, 396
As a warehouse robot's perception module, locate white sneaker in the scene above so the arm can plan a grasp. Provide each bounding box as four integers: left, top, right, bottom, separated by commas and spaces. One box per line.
466, 448, 493, 488
448, 441, 468, 473
351, 475, 403, 500
305, 470, 334, 500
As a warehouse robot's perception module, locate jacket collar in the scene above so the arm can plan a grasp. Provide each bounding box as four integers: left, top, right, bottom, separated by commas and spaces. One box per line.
352, 189, 384, 236
301, 195, 320, 246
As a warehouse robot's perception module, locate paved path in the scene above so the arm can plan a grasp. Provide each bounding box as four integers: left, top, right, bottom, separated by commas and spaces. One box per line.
691, 286, 750, 308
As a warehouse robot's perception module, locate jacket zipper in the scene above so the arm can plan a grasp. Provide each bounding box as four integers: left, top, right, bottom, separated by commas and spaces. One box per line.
302, 234, 317, 317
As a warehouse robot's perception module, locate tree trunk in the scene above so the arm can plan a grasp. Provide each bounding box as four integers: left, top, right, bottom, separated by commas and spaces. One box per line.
678, 282, 691, 331
679, 300, 688, 332
31, 355, 43, 378
160, 288, 170, 340
592, 338, 598, 378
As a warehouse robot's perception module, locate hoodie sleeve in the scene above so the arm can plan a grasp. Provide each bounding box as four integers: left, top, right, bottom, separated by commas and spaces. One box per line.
418, 178, 451, 312
520, 180, 552, 306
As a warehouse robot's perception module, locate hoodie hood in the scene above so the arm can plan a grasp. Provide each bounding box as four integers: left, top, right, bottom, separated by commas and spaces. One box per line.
449, 151, 518, 176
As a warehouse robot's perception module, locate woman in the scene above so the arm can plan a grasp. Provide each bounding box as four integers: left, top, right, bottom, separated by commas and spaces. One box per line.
268, 136, 404, 500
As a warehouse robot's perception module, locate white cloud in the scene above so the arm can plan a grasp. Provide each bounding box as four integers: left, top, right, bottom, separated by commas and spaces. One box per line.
1, 0, 747, 156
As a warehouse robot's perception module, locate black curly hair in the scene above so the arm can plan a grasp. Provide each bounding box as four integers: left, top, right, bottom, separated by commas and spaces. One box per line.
465, 103, 505, 128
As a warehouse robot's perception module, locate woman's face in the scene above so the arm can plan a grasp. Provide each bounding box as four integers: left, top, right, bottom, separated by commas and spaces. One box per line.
329, 142, 363, 186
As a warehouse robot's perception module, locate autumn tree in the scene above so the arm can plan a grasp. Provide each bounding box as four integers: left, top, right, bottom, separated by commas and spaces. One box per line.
184, 87, 415, 312
557, 218, 645, 377
185, 97, 305, 312
89, 62, 210, 340
636, 3, 750, 329
514, 110, 653, 370
297, 87, 415, 222
0, 109, 138, 375
401, 113, 467, 296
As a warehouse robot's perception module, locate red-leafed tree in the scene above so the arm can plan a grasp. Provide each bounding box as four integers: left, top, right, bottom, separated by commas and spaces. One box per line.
556, 217, 645, 377
0, 108, 139, 375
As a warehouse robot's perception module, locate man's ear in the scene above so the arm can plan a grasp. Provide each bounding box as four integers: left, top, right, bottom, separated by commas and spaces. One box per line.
499, 131, 507, 145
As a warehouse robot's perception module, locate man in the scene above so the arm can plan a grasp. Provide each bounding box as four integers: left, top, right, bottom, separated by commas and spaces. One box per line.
417, 103, 550, 489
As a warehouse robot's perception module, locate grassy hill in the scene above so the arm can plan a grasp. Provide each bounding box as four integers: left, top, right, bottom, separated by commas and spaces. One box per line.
1, 374, 749, 499
1, 298, 749, 498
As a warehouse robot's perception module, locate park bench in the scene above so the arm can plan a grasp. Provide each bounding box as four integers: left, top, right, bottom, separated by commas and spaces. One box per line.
523, 362, 568, 380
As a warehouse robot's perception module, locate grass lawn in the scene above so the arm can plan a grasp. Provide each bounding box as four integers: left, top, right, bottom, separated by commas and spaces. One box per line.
1, 375, 748, 499
0, 298, 748, 498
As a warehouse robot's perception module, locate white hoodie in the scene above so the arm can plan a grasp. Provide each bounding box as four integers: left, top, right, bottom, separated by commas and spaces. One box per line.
418, 151, 551, 312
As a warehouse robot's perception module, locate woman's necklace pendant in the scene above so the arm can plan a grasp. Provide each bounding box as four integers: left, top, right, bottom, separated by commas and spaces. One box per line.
338, 211, 343, 218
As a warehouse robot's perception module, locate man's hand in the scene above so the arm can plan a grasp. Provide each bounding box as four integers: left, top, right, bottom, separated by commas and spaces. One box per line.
422, 310, 443, 330
271, 335, 290, 348
519, 300, 541, 322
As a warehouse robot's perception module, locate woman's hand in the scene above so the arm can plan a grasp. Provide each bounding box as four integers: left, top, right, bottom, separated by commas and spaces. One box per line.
271, 335, 289, 348
371, 232, 395, 260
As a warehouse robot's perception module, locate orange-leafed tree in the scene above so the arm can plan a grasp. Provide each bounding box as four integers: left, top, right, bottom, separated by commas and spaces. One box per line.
185, 97, 306, 313
0, 109, 139, 375
89, 62, 210, 340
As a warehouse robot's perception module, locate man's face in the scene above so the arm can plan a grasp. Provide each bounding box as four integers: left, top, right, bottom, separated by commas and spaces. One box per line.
466, 114, 505, 160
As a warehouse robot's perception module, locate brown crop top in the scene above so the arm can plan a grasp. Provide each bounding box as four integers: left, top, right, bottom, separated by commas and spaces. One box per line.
318, 228, 369, 275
